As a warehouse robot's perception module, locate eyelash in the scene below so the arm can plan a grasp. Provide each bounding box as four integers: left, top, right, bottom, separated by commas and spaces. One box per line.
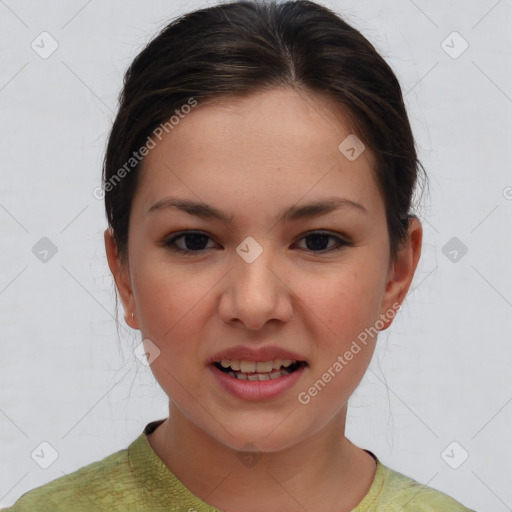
162, 230, 352, 255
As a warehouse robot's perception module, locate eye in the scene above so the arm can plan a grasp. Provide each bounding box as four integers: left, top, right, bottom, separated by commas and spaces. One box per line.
294, 231, 352, 253
163, 231, 218, 254
162, 230, 351, 255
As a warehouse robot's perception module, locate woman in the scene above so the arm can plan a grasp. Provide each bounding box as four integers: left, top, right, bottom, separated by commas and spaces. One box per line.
3, 0, 475, 510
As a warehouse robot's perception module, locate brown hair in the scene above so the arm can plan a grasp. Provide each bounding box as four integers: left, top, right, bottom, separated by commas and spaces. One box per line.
103, 0, 426, 269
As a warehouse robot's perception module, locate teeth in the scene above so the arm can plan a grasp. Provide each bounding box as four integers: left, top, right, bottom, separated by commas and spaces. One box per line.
256, 361, 273, 372
218, 358, 298, 373
240, 360, 256, 372
227, 368, 292, 380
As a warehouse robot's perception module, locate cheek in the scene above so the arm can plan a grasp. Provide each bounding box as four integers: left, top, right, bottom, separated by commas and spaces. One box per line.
294, 262, 384, 343
131, 254, 210, 336
130, 257, 221, 383
132, 264, 207, 399
294, 270, 380, 414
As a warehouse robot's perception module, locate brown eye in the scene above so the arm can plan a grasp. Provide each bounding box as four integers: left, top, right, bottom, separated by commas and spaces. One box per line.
162, 230, 352, 255
295, 232, 351, 253
163, 231, 217, 254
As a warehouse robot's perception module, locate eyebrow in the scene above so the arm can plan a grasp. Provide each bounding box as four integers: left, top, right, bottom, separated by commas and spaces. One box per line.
147, 196, 367, 222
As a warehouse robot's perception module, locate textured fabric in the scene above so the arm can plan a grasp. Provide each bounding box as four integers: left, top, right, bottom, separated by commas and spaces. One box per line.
2, 419, 476, 511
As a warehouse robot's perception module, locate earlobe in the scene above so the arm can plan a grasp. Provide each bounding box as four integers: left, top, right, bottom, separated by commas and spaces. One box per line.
378, 217, 423, 331
104, 228, 137, 328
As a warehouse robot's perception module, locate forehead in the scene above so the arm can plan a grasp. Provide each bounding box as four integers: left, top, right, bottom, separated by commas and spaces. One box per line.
132, 87, 384, 224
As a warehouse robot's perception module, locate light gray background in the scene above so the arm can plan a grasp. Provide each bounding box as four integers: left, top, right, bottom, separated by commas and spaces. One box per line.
1, 0, 511, 510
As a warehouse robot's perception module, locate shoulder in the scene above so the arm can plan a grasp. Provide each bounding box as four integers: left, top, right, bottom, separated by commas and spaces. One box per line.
361, 460, 476, 512
1, 443, 141, 512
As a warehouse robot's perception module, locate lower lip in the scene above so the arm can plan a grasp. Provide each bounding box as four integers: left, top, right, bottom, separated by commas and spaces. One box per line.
208, 364, 307, 401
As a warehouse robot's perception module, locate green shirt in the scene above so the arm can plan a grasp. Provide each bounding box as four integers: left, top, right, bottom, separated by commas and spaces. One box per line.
2, 419, 475, 511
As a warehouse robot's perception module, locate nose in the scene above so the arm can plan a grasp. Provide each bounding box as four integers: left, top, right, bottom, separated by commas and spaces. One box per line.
218, 242, 293, 331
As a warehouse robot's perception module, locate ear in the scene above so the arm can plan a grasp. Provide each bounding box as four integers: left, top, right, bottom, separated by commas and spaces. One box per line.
104, 228, 138, 329
378, 216, 422, 331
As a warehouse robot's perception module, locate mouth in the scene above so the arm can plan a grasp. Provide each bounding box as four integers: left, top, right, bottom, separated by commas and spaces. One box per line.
212, 359, 308, 381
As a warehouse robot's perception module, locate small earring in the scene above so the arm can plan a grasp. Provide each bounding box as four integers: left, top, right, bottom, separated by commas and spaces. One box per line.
131, 312, 135, 319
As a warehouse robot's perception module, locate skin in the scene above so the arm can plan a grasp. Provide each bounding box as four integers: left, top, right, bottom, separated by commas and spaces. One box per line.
105, 86, 422, 511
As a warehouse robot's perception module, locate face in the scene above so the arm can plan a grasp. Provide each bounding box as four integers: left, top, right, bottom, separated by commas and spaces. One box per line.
105, 87, 421, 452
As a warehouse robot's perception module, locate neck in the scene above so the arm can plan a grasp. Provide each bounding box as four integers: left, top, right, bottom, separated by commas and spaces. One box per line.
147, 403, 376, 512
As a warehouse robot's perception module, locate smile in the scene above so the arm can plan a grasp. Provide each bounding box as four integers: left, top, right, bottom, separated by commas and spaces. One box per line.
213, 358, 307, 381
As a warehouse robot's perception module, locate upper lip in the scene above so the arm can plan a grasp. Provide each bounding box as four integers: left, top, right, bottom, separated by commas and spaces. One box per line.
207, 345, 307, 365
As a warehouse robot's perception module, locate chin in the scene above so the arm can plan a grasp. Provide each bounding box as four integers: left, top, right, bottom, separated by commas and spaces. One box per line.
207, 415, 308, 454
